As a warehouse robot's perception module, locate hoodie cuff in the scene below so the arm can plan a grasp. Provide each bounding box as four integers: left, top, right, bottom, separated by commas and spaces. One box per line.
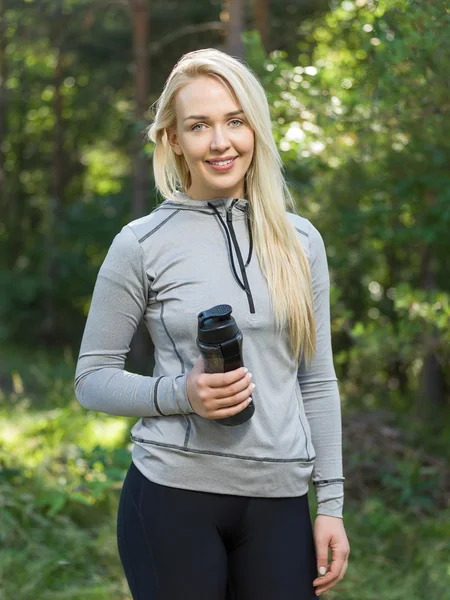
156, 373, 195, 416
314, 480, 345, 519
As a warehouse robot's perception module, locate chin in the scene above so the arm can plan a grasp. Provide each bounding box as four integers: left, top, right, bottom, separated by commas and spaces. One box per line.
212, 183, 242, 194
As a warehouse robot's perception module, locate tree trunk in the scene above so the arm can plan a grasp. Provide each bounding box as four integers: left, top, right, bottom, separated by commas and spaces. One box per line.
0, 2, 8, 196
131, 0, 149, 219
42, 41, 64, 340
416, 200, 445, 415
129, 0, 153, 375
385, 244, 409, 397
253, 0, 269, 52
225, 0, 245, 59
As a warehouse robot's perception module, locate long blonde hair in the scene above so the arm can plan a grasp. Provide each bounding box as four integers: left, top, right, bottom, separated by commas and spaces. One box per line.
145, 48, 315, 366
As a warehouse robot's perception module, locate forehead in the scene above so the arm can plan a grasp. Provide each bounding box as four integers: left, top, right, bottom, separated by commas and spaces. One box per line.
174, 76, 239, 116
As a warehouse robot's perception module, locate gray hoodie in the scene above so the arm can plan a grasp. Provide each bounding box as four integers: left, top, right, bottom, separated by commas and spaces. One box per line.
74, 191, 345, 518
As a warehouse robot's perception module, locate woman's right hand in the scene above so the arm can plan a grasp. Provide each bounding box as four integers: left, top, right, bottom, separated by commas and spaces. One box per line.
186, 354, 255, 420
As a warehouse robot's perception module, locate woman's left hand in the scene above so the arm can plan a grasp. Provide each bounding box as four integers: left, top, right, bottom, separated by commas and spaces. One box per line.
312, 514, 350, 596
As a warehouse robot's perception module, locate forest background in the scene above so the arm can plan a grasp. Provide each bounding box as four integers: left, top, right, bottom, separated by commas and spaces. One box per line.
1, 0, 449, 598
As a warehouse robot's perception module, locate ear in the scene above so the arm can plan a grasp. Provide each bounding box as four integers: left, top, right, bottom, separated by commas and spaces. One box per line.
166, 127, 183, 156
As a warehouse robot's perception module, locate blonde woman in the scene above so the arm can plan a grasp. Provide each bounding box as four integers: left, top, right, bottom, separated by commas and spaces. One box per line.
75, 48, 350, 599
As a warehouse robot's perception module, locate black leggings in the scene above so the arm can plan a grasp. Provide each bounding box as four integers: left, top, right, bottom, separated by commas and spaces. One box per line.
117, 460, 319, 599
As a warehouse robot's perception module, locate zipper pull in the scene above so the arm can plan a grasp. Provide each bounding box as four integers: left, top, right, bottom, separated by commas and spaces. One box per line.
226, 198, 238, 223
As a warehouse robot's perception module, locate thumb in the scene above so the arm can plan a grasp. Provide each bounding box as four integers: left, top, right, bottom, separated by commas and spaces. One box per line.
316, 543, 329, 577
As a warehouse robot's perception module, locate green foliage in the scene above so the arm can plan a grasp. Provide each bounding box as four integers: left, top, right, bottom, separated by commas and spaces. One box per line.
330, 498, 450, 600
0, 345, 134, 598
244, 0, 450, 410
0, 192, 131, 344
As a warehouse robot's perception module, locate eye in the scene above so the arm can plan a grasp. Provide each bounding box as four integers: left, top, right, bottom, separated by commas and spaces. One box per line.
191, 119, 244, 132
191, 123, 206, 131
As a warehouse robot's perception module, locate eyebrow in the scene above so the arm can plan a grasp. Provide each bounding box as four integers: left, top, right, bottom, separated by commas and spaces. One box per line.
183, 110, 244, 122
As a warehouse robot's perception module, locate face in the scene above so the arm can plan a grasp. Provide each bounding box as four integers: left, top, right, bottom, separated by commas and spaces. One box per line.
167, 75, 255, 201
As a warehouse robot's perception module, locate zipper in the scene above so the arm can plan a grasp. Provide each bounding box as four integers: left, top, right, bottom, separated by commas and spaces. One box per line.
226, 201, 255, 314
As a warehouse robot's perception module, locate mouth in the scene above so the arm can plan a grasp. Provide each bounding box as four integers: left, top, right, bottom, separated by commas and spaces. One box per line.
205, 156, 238, 171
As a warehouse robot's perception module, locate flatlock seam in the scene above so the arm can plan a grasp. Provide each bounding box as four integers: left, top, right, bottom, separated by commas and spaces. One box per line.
153, 377, 165, 416
294, 226, 309, 238
295, 385, 313, 461
160, 302, 186, 370
152, 205, 227, 219
130, 435, 316, 463
313, 478, 346, 486
182, 415, 192, 450
155, 202, 248, 218
137, 209, 180, 243
158, 302, 192, 446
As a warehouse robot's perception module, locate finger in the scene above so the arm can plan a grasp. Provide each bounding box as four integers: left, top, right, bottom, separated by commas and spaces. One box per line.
214, 395, 253, 417
313, 565, 330, 587
315, 540, 329, 580
213, 382, 254, 410
207, 375, 252, 401
207, 367, 248, 388
338, 558, 349, 582
314, 576, 342, 597
313, 568, 336, 596
313, 557, 343, 586
313, 559, 348, 595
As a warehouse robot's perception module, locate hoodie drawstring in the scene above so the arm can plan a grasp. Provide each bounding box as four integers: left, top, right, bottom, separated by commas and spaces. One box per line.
207, 199, 255, 313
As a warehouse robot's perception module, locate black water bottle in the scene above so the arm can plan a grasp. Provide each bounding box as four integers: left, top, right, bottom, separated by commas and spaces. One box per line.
196, 304, 255, 426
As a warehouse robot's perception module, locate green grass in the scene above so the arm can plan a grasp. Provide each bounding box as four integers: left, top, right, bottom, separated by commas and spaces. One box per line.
1, 343, 449, 599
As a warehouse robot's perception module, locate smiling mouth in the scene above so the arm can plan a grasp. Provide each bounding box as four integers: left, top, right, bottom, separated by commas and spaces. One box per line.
206, 157, 238, 165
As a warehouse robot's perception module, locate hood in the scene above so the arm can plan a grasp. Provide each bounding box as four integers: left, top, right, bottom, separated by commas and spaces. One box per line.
162, 191, 249, 218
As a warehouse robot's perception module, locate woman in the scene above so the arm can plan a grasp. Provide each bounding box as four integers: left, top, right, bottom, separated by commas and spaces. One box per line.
74, 48, 350, 599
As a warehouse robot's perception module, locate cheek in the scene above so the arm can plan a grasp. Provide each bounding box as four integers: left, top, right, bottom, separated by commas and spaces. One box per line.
189, 143, 210, 164
242, 139, 255, 160
240, 130, 255, 154
180, 136, 206, 162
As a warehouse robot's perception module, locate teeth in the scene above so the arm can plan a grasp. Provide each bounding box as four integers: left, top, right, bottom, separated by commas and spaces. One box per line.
209, 158, 234, 166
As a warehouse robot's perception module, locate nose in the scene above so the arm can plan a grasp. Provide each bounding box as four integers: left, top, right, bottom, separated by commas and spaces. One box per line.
211, 125, 231, 152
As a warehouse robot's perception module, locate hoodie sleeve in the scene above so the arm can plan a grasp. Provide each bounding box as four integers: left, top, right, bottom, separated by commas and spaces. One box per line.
297, 222, 345, 519
74, 225, 195, 418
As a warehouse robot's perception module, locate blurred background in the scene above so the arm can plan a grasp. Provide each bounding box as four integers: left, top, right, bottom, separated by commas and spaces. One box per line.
1, 0, 449, 598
